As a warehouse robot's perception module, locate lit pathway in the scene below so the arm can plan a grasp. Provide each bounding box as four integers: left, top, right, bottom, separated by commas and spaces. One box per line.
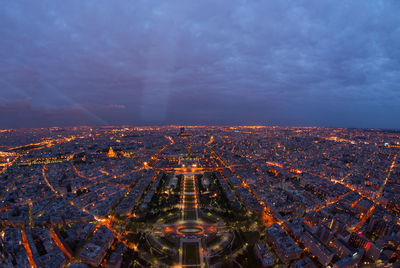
179, 174, 204, 268
353, 152, 398, 232
182, 175, 199, 221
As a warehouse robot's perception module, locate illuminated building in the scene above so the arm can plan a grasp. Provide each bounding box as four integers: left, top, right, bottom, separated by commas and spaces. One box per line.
300, 231, 334, 266
254, 241, 275, 267
108, 147, 116, 158
266, 224, 302, 263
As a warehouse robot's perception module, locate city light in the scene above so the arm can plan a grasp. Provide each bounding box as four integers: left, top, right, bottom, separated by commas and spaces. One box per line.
0, 126, 398, 267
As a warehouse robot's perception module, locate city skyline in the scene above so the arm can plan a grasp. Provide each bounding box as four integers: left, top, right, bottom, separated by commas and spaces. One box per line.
1, 1, 400, 129
0, 126, 399, 267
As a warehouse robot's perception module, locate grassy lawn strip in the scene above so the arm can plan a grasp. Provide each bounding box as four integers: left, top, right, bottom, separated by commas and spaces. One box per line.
183, 242, 200, 266
183, 210, 197, 220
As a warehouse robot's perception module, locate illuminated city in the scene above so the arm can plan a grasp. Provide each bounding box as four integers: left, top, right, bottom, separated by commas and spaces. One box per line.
0, 126, 399, 267
1, 0, 400, 267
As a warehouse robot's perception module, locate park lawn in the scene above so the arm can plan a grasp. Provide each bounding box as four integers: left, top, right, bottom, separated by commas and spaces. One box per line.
183, 210, 197, 221
182, 242, 200, 266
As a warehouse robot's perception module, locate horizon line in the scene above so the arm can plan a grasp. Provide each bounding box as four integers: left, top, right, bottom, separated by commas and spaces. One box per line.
1, 124, 399, 132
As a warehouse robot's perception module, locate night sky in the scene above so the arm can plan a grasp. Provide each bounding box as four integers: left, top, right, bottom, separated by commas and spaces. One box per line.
1, 1, 400, 129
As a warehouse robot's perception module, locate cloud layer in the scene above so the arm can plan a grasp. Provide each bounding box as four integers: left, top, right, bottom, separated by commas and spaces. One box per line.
1, 0, 400, 128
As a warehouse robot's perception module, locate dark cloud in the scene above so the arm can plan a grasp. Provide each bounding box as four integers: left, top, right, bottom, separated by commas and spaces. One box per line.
0, 0, 399, 129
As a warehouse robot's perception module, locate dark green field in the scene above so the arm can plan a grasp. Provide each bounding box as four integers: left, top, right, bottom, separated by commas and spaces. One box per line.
185, 195, 195, 202
183, 209, 197, 220
182, 242, 201, 266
